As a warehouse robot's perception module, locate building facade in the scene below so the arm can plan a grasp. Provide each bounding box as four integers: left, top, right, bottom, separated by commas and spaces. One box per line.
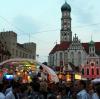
0, 36, 11, 62
81, 41, 100, 79
0, 31, 36, 60
48, 1, 100, 73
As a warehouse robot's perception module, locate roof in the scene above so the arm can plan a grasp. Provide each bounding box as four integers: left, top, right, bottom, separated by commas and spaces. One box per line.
95, 42, 100, 55
61, 2, 71, 12
82, 43, 89, 53
49, 41, 100, 55
49, 41, 70, 54
82, 42, 100, 55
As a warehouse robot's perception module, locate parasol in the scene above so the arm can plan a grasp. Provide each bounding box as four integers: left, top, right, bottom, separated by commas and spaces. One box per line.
91, 78, 100, 84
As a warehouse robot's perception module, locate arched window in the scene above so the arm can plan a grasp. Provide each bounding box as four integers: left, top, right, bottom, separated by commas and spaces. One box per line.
71, 52, 74, 64
96, 68, 99, 75
87, 68, 89, 75
64, 52, 68, 65
78, 52, 81, 66
92, 69, 94, 75
60, 52, 63, 61
82, 68, 84, 75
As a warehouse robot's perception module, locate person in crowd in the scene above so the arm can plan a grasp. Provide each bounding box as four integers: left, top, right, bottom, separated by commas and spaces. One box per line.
40, 79, 48, 99
92, 84, 100, 99
87, 83, 94, 99
19, 84, 28, 99
47, 94, 57, 99
0, 83, 5, 99
76, 80, 89, 99
30, 77, 44, 99
5, 81, 21, 99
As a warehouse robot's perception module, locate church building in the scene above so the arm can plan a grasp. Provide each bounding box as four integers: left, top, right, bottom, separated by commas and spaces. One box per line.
48, 1, 100, 75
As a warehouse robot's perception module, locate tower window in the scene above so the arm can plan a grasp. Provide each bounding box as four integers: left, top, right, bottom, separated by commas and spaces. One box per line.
92, 48, 94, 51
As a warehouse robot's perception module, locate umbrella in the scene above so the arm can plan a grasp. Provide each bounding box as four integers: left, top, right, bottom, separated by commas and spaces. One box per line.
41, 64, 59, 83
91, 78, 100, 84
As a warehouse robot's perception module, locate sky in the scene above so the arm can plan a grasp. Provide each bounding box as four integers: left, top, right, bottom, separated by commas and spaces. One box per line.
0, 0, 100, 62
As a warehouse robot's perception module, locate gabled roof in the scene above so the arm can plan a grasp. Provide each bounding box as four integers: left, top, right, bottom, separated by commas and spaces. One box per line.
82, 42, 100, 55
49, 41, 100, 55
95, 42, 100, 55
49, 41, 70, 54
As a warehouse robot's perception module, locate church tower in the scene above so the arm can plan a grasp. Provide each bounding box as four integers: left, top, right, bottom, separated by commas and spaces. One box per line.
60, 1, 72, 43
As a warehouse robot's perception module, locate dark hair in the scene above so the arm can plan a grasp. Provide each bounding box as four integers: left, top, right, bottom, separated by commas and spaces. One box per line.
80, 80, 86, 88
39, 66, 43, 70
48, 95, 57, 99
96, 84, 100, 97
0, 83, 4, 92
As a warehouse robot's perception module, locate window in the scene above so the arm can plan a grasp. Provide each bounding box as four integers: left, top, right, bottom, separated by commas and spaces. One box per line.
63, 12, 67, 16
92, 69, 94, 75
64, 19, 67, 23
71, 52, 74, 64
91, 63, 94, 66
64, 33, 66, 36
92, 48, 94, 51
82, 69, 84, 75
78, 52, 81, 66
87, 69, 89, 75
60, 52, 63, 61
64, 25, 67, 30
64, 52, 68, 65
87, 61, 88, 64
97, 68, 99, 75
16, 50, 18, 56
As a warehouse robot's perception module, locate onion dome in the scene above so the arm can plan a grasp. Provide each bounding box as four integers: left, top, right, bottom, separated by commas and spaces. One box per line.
61, 2, 71, 12
89, 40, 95, 46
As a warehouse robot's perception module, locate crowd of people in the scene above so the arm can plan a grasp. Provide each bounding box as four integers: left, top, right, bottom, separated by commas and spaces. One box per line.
0, 74, 100, 99
0, 66, 99, 99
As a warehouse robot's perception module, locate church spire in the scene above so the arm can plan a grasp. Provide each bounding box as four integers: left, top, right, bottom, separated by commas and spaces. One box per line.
60, 1, 72, 43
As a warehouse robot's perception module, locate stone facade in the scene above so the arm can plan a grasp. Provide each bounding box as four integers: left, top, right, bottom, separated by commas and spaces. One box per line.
0, 31, 36, 60
0, 36, 11, 62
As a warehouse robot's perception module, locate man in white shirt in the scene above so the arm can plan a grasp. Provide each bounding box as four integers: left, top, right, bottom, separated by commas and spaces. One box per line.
76, 80, 89, 99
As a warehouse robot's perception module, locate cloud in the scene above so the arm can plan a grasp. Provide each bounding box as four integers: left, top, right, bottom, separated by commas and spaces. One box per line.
70, 0, 100, 42
12, 15, 39, 35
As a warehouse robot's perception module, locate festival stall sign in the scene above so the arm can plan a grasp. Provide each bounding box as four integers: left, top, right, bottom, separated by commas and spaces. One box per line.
75, 73, 81, 80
